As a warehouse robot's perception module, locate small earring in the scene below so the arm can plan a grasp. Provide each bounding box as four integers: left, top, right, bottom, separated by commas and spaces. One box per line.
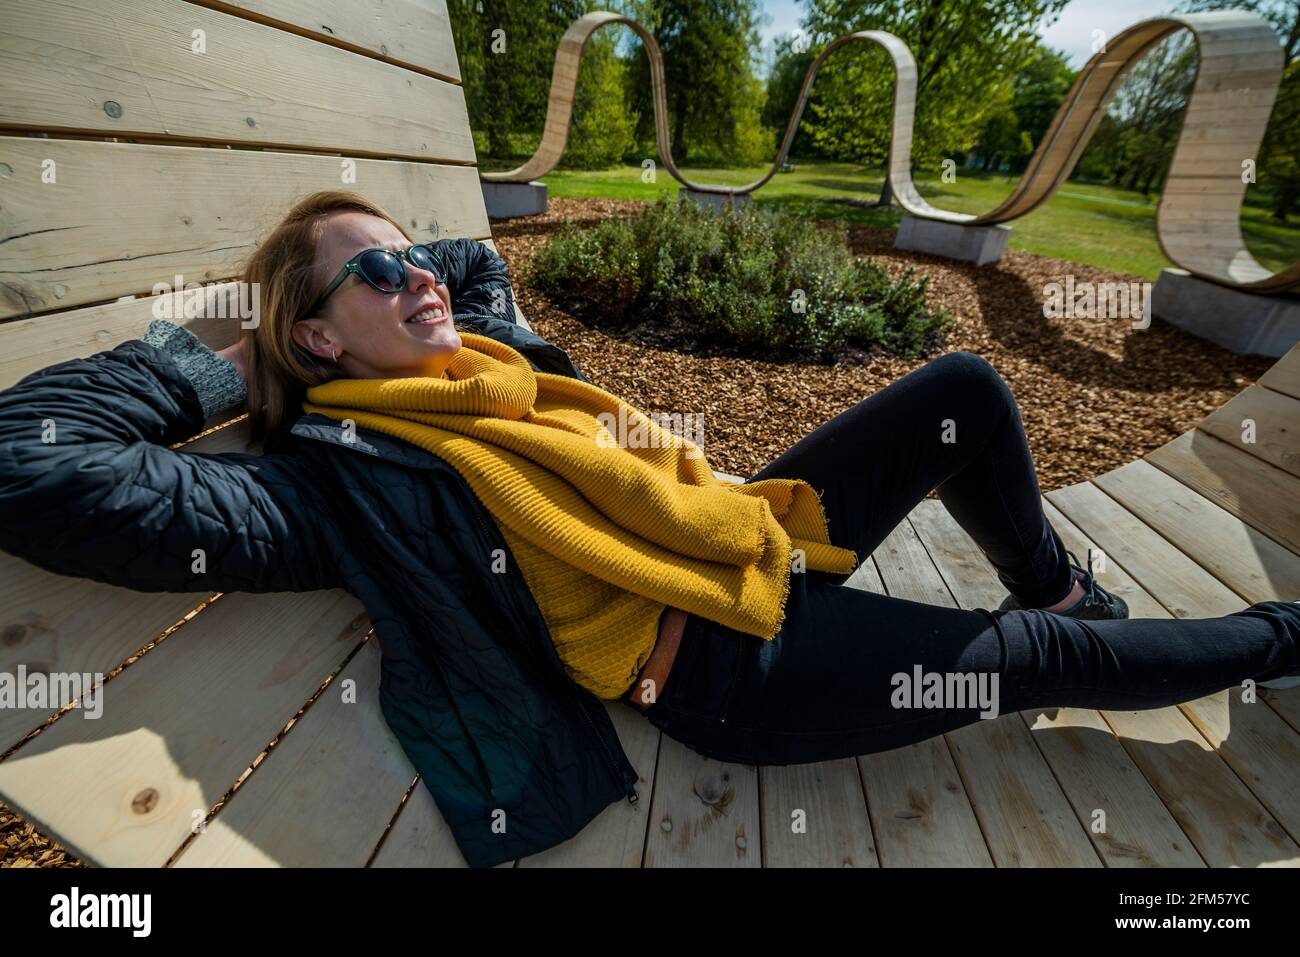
331, 347, 337, 363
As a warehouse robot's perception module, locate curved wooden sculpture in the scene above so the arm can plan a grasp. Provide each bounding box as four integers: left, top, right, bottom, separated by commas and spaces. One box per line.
485, 11, 1297, 293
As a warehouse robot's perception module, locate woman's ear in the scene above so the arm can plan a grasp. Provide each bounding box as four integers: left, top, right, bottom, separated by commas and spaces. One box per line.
291, 318, 334, 362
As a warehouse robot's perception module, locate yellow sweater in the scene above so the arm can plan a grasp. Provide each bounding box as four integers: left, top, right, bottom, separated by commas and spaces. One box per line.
302, 332, 858, 699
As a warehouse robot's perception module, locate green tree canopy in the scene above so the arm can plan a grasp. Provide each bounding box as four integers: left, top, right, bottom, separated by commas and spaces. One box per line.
798, 0, 1069, 172
973, 44, 1075, 172
763, 34, 819, 158
625, 0, 772, 165
454, 0, 772, 169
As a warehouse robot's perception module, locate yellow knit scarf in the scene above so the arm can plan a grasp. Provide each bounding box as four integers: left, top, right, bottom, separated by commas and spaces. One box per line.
302, 332, 858, 639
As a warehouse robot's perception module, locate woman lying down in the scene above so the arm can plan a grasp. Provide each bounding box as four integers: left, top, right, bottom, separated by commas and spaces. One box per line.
1, 189, 1295, 867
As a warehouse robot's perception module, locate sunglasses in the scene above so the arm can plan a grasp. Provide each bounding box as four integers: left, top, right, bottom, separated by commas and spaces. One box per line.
311, 243, 444, 313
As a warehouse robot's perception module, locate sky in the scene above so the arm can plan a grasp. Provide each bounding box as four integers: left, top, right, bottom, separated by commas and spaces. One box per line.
756, 0, 1180, 75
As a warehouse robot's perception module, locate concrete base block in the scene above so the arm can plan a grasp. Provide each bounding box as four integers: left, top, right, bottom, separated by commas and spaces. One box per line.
1151, 269, 1300, 357
894, 214, 1011, 266
481, 180, 547, 218
679, 187, 751, 213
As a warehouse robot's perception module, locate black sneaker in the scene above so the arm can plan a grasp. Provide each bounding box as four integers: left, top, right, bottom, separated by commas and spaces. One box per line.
997, 549, 1129, 620
1261, 599, 1300, 689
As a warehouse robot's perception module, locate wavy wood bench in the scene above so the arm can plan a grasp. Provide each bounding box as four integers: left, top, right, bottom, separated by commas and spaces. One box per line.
1, 0, 1298, 867
487, 10, 1298, 292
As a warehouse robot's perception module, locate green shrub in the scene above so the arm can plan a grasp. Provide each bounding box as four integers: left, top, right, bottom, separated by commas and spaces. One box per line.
523, 196, 953, 360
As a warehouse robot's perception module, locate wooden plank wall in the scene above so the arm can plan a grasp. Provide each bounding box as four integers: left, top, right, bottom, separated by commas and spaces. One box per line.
0, 0, 502, 868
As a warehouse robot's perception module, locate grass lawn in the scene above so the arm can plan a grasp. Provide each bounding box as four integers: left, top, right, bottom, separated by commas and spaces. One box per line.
518, 161, 1300, 280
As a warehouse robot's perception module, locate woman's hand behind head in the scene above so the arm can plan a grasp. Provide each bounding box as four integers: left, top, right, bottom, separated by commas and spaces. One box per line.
215, 337, 249, 382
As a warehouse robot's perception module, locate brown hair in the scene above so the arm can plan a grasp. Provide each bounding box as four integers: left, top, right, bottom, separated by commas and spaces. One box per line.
240, 189, 413, 450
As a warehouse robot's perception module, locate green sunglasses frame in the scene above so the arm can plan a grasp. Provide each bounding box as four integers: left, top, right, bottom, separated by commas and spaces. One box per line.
310, 243, 444, 314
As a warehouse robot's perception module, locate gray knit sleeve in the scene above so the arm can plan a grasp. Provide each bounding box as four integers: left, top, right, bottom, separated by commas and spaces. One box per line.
140, 319, 247, 419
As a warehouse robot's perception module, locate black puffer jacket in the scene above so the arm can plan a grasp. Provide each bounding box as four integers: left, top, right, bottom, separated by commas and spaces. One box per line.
0, 239, 641, 868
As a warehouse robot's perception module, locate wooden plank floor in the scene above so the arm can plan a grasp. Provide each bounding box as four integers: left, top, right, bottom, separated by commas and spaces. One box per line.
556, 480, 1298, 867
5, 450, 1300, 868
216, 448, 1300, 867
503, 477, 1300, 866
6, 356, 1300, 868
433, 344, 1300, 866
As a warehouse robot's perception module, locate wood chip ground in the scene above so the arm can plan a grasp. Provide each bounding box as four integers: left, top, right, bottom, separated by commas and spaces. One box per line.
495, 197, 1273, 491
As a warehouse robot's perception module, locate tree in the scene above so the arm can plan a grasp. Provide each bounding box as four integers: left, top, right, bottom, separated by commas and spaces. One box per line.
799, 0, 1069, 203
764, 34, 819, 159
733, 71, 776, 165
973, 45, 1075, 173
448, 1, 589, 160
450, 0, 656, 164
621, 0, 780, 166
566, 30, 640, 168
1261, 59, 1300, 220
1104, 34, 1197, 197
1011, 46, 1075, 162
670, 0, 767, 164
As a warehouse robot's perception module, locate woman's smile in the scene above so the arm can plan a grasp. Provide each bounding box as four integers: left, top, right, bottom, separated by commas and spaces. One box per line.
404, 302, 449, 327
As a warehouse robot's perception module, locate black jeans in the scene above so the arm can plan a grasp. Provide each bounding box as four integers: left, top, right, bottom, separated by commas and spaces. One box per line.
634, 352, 1300, 766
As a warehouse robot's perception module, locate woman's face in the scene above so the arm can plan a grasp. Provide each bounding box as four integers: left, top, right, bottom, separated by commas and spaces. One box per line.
292, 211, 461, 379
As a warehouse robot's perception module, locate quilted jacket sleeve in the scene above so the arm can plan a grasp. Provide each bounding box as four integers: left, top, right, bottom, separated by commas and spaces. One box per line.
0, 321, 344, 595
432, 236, 519, 325
430, 237, 593, 384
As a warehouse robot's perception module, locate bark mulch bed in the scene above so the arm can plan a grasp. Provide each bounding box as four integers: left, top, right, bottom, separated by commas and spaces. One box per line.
0, 195, 1276, 869
0, 807, 78, 867
493, 196, 1274, 491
